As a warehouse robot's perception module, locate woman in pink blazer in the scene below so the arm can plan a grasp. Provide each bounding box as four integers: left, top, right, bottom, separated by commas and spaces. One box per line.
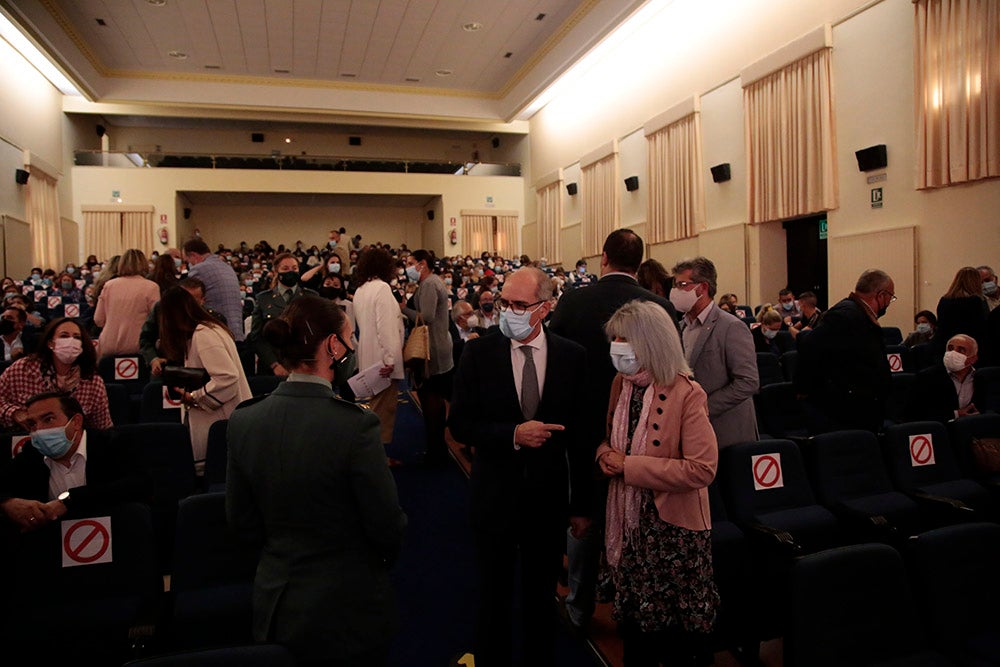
596, 299, 719, 667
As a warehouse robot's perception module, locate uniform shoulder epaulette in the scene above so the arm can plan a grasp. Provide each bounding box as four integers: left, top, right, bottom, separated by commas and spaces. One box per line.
330, 395, 367, 413
233, 395, 268, 411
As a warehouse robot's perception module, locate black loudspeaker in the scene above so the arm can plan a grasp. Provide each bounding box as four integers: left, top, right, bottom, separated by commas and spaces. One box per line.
251, 132, 264, 143
624, 176, 639, 192
426, 210, 434, 221
96, 124, 106, 137
491, 137, 500, 149
183, 207, 192, 220
14, 169, 29, 185
349, 136, 362, 146
566, 182, 578, 196
855, 144, 887, 172
710, 163, 731, 183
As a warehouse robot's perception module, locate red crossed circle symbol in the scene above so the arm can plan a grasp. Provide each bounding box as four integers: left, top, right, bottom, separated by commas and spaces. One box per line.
753, 455, 781, 488
115, 357, 138, 379
63, 519, 110, 564
910, 435, 933, 465
888, 354, 902, 372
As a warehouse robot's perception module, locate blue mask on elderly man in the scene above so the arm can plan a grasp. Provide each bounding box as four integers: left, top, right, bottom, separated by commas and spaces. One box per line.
499, 309, 535, 341
31, 424, 74, 459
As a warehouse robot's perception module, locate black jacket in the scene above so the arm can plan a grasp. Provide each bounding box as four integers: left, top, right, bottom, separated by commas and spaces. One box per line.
906, 364, 982, 424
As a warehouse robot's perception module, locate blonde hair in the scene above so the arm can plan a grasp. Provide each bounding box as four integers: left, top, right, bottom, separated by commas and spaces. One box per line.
760, 309, 782, 326
117, 249, 148, 277
944, 266, 984, 299
605, 300, 688, 387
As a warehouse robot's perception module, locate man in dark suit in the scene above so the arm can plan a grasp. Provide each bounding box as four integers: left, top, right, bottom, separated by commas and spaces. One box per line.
0, 392, 149, 540
547, 228, 676, 628
907, 334, 983, 423
449, 267, 589, 667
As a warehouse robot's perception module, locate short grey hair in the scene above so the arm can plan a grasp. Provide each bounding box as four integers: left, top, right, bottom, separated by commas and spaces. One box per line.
855, 269, 893, 294
672, 256, 718, 297
948, 333, 978, 356
451, 300, 472, 321
977, 265, 996, 279
605, 300, 689, 387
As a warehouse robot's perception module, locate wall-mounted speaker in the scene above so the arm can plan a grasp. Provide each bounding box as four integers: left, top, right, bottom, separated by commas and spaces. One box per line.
349, 136, 362, 146
251, 132, 264, 143
624, 176, 639, 192
491, 137, 500, 149
566, 182, 578, 196
426, 210, 434, 221
96, 124, 106, 138
14, 169, 29, 185
855, 144, 887, 172
710, 163, 732, 183
183, 207, 192, 220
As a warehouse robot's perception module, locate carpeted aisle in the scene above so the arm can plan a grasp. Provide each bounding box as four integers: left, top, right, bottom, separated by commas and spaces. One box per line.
385, 385, 603, 666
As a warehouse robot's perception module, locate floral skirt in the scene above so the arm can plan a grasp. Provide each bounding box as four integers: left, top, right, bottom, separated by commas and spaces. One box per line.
597, 492, 719, 634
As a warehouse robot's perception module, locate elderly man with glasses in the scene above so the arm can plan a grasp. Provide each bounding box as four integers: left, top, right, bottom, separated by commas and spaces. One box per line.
795, 268, 897, 434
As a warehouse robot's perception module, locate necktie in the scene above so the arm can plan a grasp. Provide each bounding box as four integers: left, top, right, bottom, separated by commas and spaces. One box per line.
520, 346, 539, 420
283, 289, 292, 305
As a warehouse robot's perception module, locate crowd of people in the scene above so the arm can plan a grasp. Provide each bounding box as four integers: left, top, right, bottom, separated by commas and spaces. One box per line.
0, 223, 997, 665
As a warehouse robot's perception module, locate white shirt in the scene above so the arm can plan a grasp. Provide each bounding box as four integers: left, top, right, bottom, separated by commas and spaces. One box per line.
682, 301, 715, 364
2, 333, 23, 361
44, 431, 88, 501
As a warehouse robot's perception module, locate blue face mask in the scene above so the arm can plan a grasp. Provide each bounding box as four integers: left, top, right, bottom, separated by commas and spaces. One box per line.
174, 257, 182, 268
41, 278, 53, 288
31, 424, 74, 459
66, 267, 75, 275
328, 240, 337, 249
405, 265, 421, 282
609, 341, 641, 375
916, 322, 931, 334
781, 301, 794, 311
499, 309, 536, 341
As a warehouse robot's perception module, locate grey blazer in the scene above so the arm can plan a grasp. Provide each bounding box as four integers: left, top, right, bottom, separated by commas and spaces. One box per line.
402, 274, 454, 376
685, 305, 759, 447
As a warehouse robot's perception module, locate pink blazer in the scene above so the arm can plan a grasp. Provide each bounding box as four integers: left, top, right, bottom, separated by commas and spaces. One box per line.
596, 373, 718, 532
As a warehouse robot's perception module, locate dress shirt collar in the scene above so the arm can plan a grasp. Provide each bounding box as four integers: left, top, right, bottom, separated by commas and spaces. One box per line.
510, 328, 547, 355
287, 372, 332, 389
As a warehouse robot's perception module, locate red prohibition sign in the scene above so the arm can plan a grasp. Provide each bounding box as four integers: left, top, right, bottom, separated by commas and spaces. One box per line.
888, 354, 902, 372
116, 357, 138, 379
910, 436, 933, 465
753, 455, 781, 488
163, 386, 183, 407
63, 519, 110, 564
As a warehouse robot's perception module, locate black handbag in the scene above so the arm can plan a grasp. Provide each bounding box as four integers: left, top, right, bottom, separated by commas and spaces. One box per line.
162, 366, 210, 392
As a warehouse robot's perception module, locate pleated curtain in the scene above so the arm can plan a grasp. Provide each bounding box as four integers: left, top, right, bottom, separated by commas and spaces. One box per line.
536, 182, 561, 264
646, 113, 705, 243
914, 0, 1000, 188
495, 215, 519, 257
744, 47, 838, 224
83, 210, 125, 261
25, 166, 63, 270
582, 155, 620, 256
121, 210, 153, 254
462, 214, 494, 255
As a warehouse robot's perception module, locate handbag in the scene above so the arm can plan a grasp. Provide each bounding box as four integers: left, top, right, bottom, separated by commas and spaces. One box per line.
403, 314, 431, 363
970, 437, 1000, 474
162, 366, 210, 392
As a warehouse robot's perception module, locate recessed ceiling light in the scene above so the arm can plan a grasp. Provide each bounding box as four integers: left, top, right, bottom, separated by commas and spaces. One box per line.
274, 68, 289, 74
168, 50, 188, 60
284, 138, 292, 144
435, 69, 453, 77
462, 22, 483, 32
405, 77, 421, 82
147, 0, 166, 6
535, 13, 546, 21
204, 64, 220, 69
504, 52, 512, 58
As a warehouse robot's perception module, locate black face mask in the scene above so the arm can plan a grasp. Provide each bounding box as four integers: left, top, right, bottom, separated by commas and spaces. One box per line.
329, 334, 357, 384
278, 271, 299, 288
319, 286, 344, 300
0, 319, 15, 336
480, 302, 494, 314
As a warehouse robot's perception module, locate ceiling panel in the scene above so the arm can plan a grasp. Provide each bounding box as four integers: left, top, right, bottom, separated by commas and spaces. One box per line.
291, 0, 324, 78
264, 0, 294, 72
236, 0, 270, 74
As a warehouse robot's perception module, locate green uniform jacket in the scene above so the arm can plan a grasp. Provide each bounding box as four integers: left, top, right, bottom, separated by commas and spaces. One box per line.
226, 380, 406, 661
247, 287, 317, 371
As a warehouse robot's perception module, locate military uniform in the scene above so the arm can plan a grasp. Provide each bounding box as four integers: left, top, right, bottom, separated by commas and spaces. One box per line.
247, 286, 317, 374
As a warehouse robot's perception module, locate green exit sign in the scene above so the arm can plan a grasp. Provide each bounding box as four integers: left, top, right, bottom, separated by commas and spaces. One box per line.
819, 219, 828, 240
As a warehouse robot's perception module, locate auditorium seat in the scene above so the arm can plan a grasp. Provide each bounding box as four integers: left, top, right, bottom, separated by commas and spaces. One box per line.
885, 344, 914, 373
140, 381, 184, 423
882, 421, 995, 523
204, 419, 228, 492
906, 522, 1000, 666
756, 352, 784, 387
168, 492, 260, 651
753, 382, 809, 439
719, 439, 841, 555
801, 429, 923, 542
946, 412, 1000, 489
779, 349, 798, 382
909, 342, 938, 373
785, 543, 953, 667
106, 381, 134, 425
882, 326, 904, 346
884, 371, 916, 426
973, 366, 1000, 414
99, 354, 151, 394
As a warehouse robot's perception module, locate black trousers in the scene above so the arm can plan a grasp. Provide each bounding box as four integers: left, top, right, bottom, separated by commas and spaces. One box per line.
417, 369, 452, 463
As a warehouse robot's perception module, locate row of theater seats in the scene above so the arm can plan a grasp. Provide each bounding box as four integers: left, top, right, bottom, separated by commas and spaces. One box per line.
707, 416, 1000, 659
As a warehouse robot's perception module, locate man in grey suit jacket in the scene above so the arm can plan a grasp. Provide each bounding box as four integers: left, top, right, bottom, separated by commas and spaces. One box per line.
671, 257, 759, 447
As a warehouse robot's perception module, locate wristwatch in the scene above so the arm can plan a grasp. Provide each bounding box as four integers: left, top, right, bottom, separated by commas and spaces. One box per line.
57, 490, 72, 509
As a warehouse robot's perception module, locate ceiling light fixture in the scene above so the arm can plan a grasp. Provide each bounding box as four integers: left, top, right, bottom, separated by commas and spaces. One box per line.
405, 77, 421, 82
95, 18, 107, 26
0, 12, 80, 95
462, 22, 483, 32
284, 138, 292, 144
340, 72, 357, 78
146, 0, 166, 6
435, 69, 453, 77
168, 50, 188, 60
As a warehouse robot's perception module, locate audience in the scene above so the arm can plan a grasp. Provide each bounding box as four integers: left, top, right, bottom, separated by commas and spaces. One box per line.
0, 307, 27, 362
790, 291, 822, 336
777, 288, 802, 326
979, 265, 999, 311
635, 258, 673, 299
752, 308, 795, 355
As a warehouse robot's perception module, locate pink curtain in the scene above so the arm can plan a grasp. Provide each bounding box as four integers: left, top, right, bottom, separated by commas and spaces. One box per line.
647, 113, 705, 242
25, 166, 62, 269
536, 182, 562, 264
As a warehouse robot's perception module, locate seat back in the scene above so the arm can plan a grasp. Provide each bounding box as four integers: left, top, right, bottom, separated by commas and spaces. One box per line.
882, 326, 904, 346
885, 344, 913, 373
973, 366, 1000, 413
780, 350, 798, 382
882, 421, 962, 489
172, 492, 260, 592
140, 381, 183, 423
98, 355, 150, 394
906, 522, 1000, 655
719, 440, 816, 527
885, 372, 916, 425
204, 419, 229, 490
786, 543, 932, 667
947, 412, 1000, 477
754, 382, 809, 438
804, 430, 894, 505
910, 342, 938, 373
756, 352, 784, 387
105, 381, 134, 425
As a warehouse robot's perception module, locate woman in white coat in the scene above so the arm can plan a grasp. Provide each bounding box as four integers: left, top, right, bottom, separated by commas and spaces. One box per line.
158, 285, 252, 474
351, 247, 405, 446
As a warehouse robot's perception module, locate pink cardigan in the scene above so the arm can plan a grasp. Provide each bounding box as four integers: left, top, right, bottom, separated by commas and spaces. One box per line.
94, 275, 160, 358
596, 373, 718, 532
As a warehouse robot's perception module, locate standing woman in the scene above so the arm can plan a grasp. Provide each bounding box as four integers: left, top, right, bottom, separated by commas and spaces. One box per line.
352, 247, 405, 447
226, 295, 406, 666
596, 300, 719, 666
158, 286, 251, 475
93, 249, 160, 359
248, 252, 317, 377
148, 253, 180, 295
935, 266, 989, 356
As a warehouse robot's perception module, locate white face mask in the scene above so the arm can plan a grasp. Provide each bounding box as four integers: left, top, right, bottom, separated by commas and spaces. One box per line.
943, 350, 969, 373
762, 327, 779, 340
669, 285, 700, 313
609, 341, 640, 376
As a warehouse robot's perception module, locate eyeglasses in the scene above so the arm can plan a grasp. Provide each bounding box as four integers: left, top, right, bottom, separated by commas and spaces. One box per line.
880, 290, 898, 302
496, 298, 545, 315
673, 280, 700, 290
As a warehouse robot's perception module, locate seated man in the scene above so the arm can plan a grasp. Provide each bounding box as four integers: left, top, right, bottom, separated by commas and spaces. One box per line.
790, 291, 823, 338
468, 288, 500, 330
906, 334, 982, 423
0, 392, 150, 542
0, 307, 27, 362
777, 288, 802, 326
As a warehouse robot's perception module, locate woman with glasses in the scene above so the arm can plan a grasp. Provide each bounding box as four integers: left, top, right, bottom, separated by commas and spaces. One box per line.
596, 299, 718, 666
227, 295, 406, 666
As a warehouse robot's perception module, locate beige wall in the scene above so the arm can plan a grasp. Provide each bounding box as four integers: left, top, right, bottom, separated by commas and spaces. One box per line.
528, 0, 1000, 322
70, 167, 525, 262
